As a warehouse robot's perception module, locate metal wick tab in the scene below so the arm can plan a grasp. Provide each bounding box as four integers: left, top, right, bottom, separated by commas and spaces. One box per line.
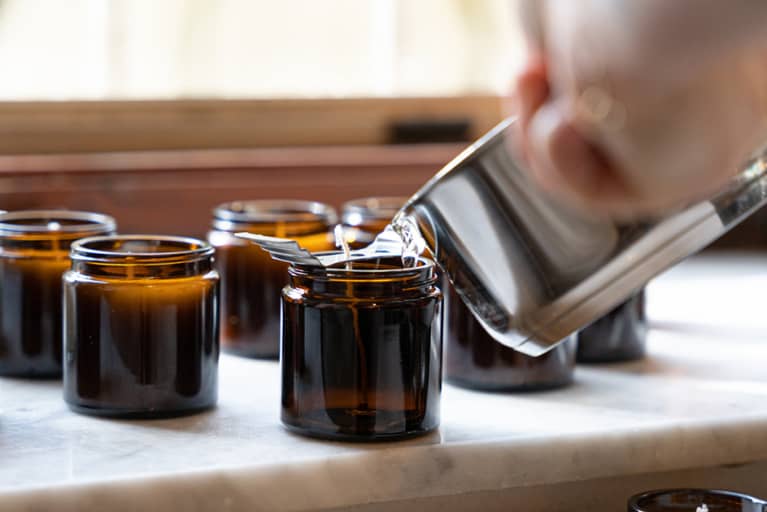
235, 226, 408, 268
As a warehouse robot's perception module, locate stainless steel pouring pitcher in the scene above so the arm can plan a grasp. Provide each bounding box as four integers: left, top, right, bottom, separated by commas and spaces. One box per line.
398, 118, 767, 356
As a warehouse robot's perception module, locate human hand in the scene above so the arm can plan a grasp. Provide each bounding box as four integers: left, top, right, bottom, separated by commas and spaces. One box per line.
512, 0, 767, 218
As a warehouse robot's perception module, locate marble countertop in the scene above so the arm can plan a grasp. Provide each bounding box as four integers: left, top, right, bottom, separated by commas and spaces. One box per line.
4, 254, 767, 511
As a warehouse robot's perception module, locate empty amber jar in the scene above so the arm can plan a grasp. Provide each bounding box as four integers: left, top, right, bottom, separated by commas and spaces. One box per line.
628, 489, 767, 511
0, 210, 116, 378
208, 200, 336, 359
444, 278, 577, 391
63, 235, 219, 418
577, 289, 648, 363
281, 256, 443, 441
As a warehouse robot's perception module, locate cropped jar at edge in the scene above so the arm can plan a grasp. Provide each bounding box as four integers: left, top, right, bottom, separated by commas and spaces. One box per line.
63, 235, 219, 418
628, 488, 767, 512
443, 276, 577, 391
0, 210, 116, 378
208, 200, 336, 359
281, 256, 443, 441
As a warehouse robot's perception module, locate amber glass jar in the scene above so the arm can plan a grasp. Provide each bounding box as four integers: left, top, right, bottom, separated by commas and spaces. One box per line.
577, 289, 647, 363
282, 256, 442, 441
444, 278, 577, 391
341, 196, 407, 249
628, 489, 767, 511
208, 200, 336, 359
0, 210, 116, 378
342, 196, 407, 234
63, 235, 219, 418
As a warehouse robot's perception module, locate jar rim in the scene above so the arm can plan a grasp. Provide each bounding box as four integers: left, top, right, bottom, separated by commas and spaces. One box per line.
71, 234, 213, 264
341, 196, 408, 223
627, 488, 767, 511
0, 210, 116, 235
290, 253, 436, 280
213, 200, 337, 225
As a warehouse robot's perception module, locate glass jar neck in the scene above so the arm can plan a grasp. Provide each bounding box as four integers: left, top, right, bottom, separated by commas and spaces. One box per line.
0, 210, 116, 254
212, 200, 336, 236
289, 258, 436, 300
70, 235, 214, 279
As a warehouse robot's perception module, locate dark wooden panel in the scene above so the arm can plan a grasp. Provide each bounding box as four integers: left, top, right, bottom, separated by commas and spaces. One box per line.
0, 144, 464, 238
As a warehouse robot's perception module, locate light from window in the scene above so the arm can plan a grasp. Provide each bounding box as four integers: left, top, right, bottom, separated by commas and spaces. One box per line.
0, 0, 523, 100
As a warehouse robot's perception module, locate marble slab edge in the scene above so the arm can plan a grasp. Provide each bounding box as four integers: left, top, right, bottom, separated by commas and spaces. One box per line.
4, 415, 767, 512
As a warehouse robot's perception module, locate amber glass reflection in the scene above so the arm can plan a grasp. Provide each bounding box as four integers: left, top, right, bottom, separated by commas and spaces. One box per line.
443, 277, 576, 391
577, 290, 647, 363
209, 200, 336, 359
628, 488, 767, 511
341, 196, 407, 248
342, 196, 407, 233
0, 210, 116, 378
63, 235, 219, 418
282, 257, 442, 441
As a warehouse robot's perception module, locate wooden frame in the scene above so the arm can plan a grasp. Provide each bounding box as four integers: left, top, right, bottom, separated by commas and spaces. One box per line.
0, 96, 504, 154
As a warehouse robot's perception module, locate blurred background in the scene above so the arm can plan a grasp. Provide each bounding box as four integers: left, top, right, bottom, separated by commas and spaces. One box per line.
0, 0, 762, 245
0, 0, 520, 100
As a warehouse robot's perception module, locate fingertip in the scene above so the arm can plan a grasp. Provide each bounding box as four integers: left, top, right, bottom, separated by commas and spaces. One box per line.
513, 57, 549, 127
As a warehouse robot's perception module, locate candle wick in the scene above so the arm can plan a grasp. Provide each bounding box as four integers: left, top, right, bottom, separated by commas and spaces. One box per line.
334, 225, 352, 270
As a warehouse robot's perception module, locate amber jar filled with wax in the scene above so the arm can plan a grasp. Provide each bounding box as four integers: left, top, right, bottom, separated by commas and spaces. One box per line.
209, 200, 336, 359
63, 235, 219, 418
0, 210, 116, 378
577, 290, 648, 363
282, 256, 442, 441
444, 278, 577, 391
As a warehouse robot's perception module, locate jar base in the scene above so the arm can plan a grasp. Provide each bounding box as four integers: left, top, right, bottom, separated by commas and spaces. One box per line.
222, 346, 279, 361
282, 422, 437, 442
446, 375, 574, 393
65, 402, 216, 419
0, 369, 61, 379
